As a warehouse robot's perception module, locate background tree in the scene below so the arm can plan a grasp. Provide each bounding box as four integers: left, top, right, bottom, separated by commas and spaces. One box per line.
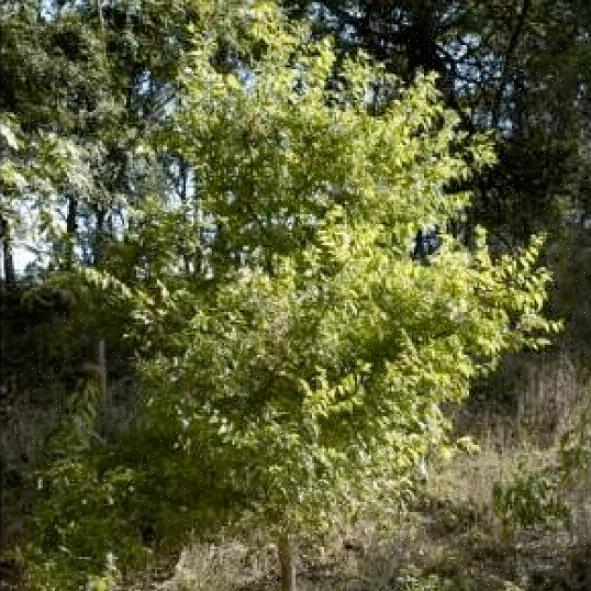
282, 0, 591, 244
0, 0, 220, 576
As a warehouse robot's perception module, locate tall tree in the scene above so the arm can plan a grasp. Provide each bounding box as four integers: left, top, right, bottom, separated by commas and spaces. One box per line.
0, 0, 203, 276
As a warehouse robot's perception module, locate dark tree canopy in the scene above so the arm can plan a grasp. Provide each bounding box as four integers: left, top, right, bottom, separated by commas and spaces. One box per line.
282, 0, 591, 245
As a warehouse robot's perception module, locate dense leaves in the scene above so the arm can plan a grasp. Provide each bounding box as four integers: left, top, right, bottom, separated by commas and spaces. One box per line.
14, 8, 559, 589
283, 0, 591, 247
2, 2, 579, 590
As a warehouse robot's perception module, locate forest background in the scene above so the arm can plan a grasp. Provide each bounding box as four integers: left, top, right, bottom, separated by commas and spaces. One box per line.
2, 1, 591, 590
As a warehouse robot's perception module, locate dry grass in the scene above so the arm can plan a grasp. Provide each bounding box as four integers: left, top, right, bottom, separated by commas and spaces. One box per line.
148, 359, 591, 591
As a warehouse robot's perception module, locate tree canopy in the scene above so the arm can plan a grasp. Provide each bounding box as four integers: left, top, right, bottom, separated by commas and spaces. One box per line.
8, 6, 560, 590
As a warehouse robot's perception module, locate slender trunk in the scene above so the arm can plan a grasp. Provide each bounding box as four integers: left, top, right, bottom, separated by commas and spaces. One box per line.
65, 195, 78, 268
66, 196, 78, 235
491, 0, 530, 130
178, 160, 191, 274
94, 208, 106, 265
98, 338, 108, 401
0, 272, 6, 557
96, 0, 105, 35
0, 216, 15, 285
278, 534, 297, 591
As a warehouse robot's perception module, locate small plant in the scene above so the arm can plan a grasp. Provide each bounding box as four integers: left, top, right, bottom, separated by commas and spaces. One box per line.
397, 573, 446, 591
558, 392, 591, 485
492, 466, 568, 530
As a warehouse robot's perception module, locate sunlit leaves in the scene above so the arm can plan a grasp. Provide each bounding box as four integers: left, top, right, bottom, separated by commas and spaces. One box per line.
23, 3, 557, 587
121, 3, 556, 545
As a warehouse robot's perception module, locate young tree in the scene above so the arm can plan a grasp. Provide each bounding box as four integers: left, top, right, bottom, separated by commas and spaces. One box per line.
26, 5, 557, 590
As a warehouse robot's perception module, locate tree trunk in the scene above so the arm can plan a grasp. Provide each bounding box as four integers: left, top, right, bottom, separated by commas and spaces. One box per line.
64, 195, 78, 268
98, 338, 108, 401
0, 273, 6, 558
93, 207, 106, 264
178, 159, 192, 274
278, 534, 297, 591
66, 195, 78, 235
0, 215, 15, 284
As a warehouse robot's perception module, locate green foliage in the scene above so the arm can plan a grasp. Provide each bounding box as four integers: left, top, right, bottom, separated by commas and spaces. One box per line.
21, 376, 143, 590
557, 390, 591, 489
13, 3, 559, 589
0, 0, 217, 274
492, 467, 568, 530
24, 460, 137, 591
396, 568, 447, 591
